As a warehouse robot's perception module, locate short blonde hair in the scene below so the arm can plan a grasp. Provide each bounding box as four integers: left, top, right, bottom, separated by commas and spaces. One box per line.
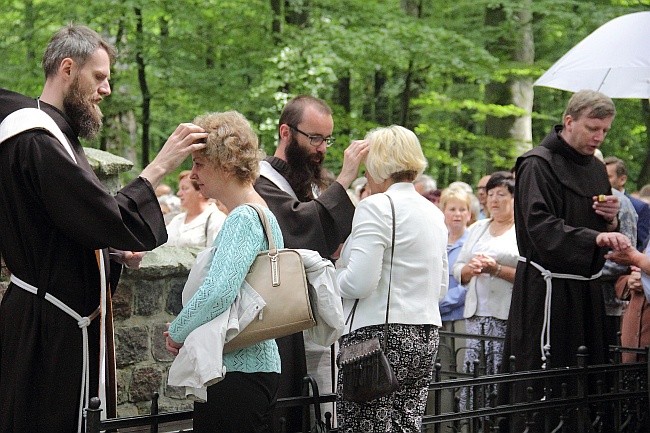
192, 111, 263, 184
439, 187, 472, 212
365, 125, 427, 183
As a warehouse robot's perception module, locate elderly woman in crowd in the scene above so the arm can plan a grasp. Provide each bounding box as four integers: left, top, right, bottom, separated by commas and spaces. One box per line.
437, 187, 473, 370
336, 125, 448, 432
164, 111, 282, 433
165, 170, 227, 247
453, 171, 519, 410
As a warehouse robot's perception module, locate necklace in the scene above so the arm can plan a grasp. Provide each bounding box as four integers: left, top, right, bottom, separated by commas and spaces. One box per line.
489, 219, 514, 236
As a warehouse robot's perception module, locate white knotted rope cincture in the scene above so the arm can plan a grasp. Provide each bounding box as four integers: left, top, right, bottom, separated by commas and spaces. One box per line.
10, 274, 100, 433
2, 102, 106, 432
517, 257, 601, 369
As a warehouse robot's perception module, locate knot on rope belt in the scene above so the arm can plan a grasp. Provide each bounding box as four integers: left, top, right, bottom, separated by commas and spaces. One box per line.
10, 274, 100, 432
517, 256, 601, 369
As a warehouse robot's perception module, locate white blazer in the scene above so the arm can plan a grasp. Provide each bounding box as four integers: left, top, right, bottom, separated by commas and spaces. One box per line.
337, 182, 448, 333
452, 218, 519, 320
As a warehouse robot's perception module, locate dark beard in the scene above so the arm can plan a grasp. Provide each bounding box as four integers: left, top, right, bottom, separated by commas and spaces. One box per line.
285, 135, 324, 200
63, 76, 103, 140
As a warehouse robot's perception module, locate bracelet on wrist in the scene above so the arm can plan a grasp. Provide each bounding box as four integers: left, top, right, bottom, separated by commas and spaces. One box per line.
492, 263, 502, 279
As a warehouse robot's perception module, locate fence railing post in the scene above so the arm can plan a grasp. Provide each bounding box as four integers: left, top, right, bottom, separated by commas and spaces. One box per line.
432, 362, 442, 433
150, 392, 159, 433
576, 346, 589, 433
524, 386, 536, 431
84, 397, 102, 433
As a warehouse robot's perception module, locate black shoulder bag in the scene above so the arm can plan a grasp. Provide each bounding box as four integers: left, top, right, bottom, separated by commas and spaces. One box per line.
337, 194, 400, 403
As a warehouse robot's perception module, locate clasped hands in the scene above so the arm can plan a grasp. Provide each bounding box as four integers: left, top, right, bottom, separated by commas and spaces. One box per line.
467, 252, 498, 276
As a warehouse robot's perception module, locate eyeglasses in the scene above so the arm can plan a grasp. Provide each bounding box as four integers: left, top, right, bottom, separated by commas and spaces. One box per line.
288, 125, 335, 147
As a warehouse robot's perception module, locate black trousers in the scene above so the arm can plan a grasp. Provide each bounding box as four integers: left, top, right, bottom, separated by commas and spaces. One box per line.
193, 371, 280, 433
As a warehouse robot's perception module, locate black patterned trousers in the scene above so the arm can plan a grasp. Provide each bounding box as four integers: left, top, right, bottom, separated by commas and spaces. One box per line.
336, 323, 439, 433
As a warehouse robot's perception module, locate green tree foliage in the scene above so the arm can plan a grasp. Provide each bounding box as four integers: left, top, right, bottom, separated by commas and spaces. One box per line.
0, 0, 647, 190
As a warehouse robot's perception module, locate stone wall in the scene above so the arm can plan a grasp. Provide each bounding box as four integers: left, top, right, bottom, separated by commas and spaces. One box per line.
0, 246, 198, 416
112, 245, 200, 416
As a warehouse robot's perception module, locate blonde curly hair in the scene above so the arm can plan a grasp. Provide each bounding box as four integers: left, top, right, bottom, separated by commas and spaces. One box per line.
192, 111, 263, 184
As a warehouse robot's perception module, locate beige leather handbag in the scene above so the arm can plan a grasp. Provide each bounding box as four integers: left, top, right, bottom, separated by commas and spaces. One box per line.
223, 203, 316, 353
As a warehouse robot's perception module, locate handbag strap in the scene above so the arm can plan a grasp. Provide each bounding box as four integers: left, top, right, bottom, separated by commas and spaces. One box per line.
346, 193, 396, 352
384, 194, 395, 351
245, 203, 277, 254
204, 210, 213, 246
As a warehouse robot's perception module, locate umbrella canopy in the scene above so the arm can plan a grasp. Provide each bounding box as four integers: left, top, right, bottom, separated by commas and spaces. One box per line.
534, 11, 650, 98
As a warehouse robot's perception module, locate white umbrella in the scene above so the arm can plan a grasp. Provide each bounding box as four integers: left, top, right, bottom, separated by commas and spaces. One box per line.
534, 11, 650, 98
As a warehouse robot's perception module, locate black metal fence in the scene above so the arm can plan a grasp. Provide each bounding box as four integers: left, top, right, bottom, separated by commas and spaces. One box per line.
424, 346, 648, 433
84, 336, 649, 433
84, 377, 337, 433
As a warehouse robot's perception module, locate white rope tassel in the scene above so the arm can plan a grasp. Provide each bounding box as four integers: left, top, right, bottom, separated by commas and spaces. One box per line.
10, 274, 99, 433
518, 257, 601, 369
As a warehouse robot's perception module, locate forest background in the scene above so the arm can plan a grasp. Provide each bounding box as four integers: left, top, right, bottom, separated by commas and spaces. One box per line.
2, 0, 650, 191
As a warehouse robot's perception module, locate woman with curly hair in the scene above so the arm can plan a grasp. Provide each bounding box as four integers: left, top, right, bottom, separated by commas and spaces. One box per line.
165, 111, 282, 433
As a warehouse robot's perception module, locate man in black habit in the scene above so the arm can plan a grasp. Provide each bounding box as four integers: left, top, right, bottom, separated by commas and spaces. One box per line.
0, 25, 207, 433
500, 90, 631, 432
254, 95, 368, 431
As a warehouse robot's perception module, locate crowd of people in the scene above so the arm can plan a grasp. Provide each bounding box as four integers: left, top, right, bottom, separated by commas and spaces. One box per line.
1, 23, 649, 433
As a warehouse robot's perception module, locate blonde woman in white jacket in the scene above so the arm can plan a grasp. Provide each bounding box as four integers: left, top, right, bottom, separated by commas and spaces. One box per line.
452, 171, 519, 411
336, 125, 448, 433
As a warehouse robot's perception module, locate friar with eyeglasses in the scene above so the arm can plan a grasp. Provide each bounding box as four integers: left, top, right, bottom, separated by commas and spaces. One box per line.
254, 95, 368, 431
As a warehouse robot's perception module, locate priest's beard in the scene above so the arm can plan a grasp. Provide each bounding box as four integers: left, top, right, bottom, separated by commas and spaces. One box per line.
63, 76, 103, 140
285, 136, 324, 200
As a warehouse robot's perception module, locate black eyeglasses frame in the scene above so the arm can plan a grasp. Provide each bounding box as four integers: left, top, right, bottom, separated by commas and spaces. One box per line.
288, 125, 335, 148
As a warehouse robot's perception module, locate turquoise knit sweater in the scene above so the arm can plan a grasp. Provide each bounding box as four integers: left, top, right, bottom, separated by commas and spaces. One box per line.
168, 204, 283, 374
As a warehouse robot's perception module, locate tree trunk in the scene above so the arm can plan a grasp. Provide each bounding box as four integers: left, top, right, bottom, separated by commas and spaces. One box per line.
24, 0, 36, 67
336, 75, 351, 113
510, 0, 534, 155
334, 74, 351, 135
398, 0, 423, 128
484, 1, 534, 160
401, 60, 414, 127
134, 7, 151, 168
285, 0, 309, 26
99, 18, 126, 152
270, 0, 283, 43
363, 70, 388, 124
400, 0, 422, 17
